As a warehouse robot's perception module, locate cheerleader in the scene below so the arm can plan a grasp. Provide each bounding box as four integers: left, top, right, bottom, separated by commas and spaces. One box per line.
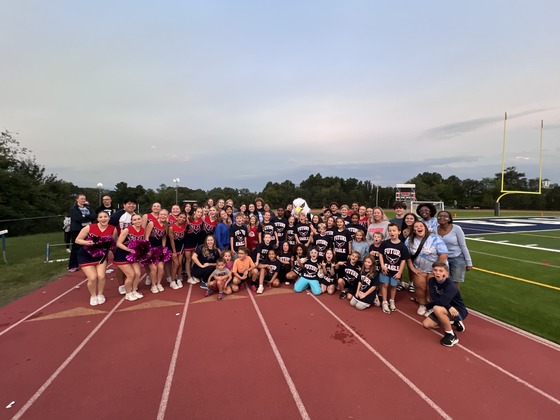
169, 212, 188, 289
203, 206, 219, 236
168, 204, 181, 225
142, 202, 161, 228
145, 209, 169, 293
75, 211, 117, 306
114, 214, 145, 301
184, 207, 204, 283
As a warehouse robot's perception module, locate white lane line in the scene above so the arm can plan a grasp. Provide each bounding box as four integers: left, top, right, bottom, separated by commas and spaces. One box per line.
310, 295, 451, 419
247, 290, 311, 420
470, 250, 560, 269
466, 238, 560, 253
469, 309, 560, 352
397, 310, 560, 406
0, 278, 88, 338
157, 284, 193, 420
11, 297, 126, 420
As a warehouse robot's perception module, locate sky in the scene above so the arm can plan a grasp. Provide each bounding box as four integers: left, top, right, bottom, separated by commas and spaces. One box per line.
1, 1, 559, 192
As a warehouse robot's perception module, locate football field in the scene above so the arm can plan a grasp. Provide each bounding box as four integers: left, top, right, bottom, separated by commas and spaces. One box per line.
455, 216, 560, 343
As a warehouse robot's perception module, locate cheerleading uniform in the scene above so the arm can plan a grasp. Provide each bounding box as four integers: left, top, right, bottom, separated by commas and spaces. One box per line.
203, 215, 218, 236
168, 214, 178, 226
77, 224, 116, 267
113, 226, 145, 265
184, 217, 204, 251
170, 223, 186, 253
148, 220, 167, 247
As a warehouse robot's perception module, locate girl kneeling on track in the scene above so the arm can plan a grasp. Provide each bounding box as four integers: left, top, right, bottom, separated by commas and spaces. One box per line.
293, 246, 322, 296
350, 255, 379, 310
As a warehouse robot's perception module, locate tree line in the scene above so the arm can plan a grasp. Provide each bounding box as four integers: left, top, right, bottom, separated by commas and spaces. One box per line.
1, 130, 559, 236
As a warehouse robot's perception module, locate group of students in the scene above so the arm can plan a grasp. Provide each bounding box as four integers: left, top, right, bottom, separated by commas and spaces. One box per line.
69, 195, 471, 348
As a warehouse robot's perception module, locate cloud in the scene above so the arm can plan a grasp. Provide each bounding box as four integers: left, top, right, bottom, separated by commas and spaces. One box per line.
421, 108, 554, 140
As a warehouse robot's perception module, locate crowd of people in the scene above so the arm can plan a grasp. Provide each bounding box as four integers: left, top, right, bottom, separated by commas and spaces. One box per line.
67, 195, 472, 347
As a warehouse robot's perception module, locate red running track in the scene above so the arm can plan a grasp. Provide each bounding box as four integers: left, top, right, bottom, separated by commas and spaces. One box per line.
1, 272, 559, 419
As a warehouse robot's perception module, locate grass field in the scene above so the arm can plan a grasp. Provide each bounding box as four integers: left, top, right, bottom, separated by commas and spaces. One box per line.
462, 234, 560, 343
1, 212, 559, 344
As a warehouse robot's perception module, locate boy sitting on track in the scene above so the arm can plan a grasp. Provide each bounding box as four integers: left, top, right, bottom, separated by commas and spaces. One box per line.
206, 258, 232, 301
422, 262, 468, 347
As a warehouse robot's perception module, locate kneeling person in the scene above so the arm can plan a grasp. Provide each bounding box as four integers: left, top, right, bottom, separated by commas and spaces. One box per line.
422, 262, 468, 347
256, 249, 282, 294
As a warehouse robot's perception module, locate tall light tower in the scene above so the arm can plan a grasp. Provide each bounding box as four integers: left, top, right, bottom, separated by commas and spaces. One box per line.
173, 178, 180, 204
97, 183, 103, 205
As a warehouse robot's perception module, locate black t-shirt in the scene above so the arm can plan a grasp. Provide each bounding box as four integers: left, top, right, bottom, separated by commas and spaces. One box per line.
357, 273, 380, 304
379, 239, 410, 277
347, 223, 366, 240
285, 225, 297, 246
229, 224, 248, 251
296, 223, 312, 245
313, 234, 333, 259
333, 229, 353, 260
301, 258, 320, 280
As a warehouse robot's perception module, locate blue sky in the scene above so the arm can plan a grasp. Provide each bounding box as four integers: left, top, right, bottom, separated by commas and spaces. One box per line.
1, 1, 559, 191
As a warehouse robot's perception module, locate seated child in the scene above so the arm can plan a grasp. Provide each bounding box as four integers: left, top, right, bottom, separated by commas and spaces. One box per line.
256, 249, 282, 294
231, 246, 258, 292
206, 258, 232, 300
422, 262, 468, 347
350, 255, 379, 310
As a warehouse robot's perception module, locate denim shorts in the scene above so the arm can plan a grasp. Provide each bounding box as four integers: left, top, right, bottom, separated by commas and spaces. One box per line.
379, 273, 398, 287
448, 255, 467, 282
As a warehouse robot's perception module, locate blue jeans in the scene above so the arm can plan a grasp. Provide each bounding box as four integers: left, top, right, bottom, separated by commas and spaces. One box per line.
294, 277, 322, 295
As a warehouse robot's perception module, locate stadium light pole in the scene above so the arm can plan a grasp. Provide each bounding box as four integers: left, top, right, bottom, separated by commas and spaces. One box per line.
97, 183, 103, 205
173, 178, 180, 204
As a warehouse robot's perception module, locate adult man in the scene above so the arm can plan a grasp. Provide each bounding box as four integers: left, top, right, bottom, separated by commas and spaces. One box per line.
96, 195, 116, 217
68, 194, 97, 272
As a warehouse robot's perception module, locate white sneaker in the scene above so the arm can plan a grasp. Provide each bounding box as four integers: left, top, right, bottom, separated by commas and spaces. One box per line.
170, 281, 179, 290
256, 285, 264, 294
89, 296, 98, 306
417, 304, 427, 316
389, 299, 397, 311
191, 277, 201, 284
97, 295, 106, 305
157, 284, 164, 292
151, 285, 159, 294
424, 308, 434, 318
166, 276, 172, 284
145, 276, 151, 286
186, 277, 197, 284
125, 293, 138, 302
176, 279, 183, 288
133, 290, 144, 299
382, 301, 391, 314
285, 281, 290, 285
118, 285, 126, 295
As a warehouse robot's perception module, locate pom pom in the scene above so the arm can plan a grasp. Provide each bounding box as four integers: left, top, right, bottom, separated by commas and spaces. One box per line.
126, 239, 152, 264
84, 235, 114, 258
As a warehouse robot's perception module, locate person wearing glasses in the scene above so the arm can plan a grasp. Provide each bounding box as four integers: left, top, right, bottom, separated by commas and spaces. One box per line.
436, 210, 473, 290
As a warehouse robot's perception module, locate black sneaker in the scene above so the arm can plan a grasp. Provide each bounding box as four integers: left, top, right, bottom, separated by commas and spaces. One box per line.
453, 317, 465, 333
339, 291, 347, 300
408, 283, 415, 293
396, 283, 403, 292
440, 333, 459, 347
200, 281, 208, 290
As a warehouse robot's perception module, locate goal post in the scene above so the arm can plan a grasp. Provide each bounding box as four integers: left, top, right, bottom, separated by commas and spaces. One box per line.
410, 201, 445, 214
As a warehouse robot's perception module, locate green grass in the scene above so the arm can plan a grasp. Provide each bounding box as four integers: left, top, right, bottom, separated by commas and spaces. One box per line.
463, 238, 560, 343
0, 232, 68, 306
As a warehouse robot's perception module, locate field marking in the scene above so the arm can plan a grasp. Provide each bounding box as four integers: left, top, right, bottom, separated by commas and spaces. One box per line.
0, 278, 88, 338
247, 289, 310, 420
470, 250, 560, 269
157, 284, 193, 420
469, 309, 560, 352
310, 295, 452, 419
463, 228, 560, 237
11, 297, 126, 420
473, 267, 560, 291
397, 310, 560, 406
467, 237, 560, 253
